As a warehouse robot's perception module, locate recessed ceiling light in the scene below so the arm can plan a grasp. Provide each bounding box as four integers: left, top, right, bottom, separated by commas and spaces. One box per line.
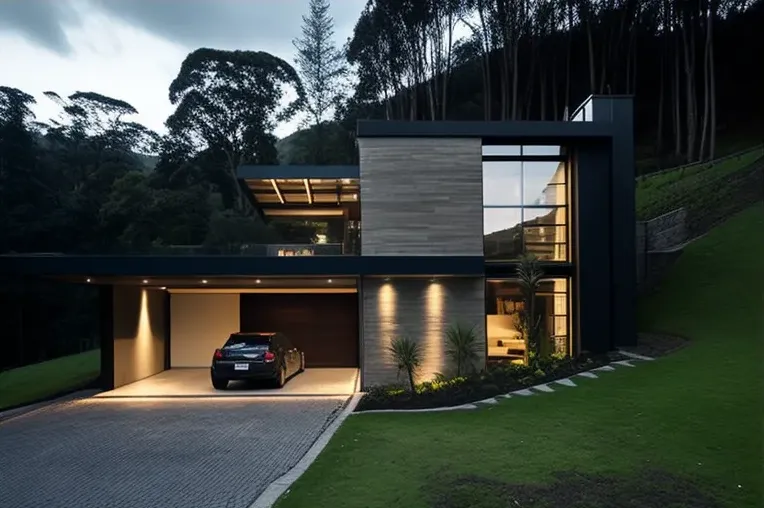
327, 279, 333, 283
255, 279, 261, 284
201, 279, 208, 284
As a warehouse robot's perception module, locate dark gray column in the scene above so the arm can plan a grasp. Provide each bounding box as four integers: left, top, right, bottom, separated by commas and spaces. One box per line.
574, 141, 613, 354
98, 285, 114, 391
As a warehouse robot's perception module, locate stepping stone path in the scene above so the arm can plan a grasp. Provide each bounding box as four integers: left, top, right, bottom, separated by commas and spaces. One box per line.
359, 359, 650, 414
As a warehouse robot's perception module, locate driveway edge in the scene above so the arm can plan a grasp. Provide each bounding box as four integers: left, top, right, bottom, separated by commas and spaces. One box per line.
0, 389, 101, 424
249, 393, 362, 508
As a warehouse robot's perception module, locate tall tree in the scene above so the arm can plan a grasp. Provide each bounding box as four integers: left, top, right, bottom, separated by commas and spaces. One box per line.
293, 0, 347, 129
166, 48, 305, 212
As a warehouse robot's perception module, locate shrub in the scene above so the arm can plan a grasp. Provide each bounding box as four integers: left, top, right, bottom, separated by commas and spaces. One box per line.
387, 336, 422, 393
445, 322, 481, 376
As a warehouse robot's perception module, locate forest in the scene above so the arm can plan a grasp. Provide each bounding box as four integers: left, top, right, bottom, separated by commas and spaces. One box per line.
0, 0, 761, 369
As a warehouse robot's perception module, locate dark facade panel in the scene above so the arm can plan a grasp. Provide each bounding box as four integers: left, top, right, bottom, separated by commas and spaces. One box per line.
0, 255, 486, 277
240, 293, 359, 368
574, 142, 613, 354
357, 120, 614, 139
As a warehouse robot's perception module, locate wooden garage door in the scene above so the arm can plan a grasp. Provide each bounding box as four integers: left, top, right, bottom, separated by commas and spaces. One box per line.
239, 293, 359, 368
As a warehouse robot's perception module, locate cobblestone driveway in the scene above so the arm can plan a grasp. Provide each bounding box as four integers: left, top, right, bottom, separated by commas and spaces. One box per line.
0, 396, 348, 508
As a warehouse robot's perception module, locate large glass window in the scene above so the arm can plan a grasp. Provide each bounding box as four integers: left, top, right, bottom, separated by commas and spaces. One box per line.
485, 278, 571, 364
482, 145, 569, 261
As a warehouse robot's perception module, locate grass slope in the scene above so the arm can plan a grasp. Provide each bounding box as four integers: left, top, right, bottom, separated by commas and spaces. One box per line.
0, 349, 100, 411
636, 146, 763, 220
275, 204, 764, 508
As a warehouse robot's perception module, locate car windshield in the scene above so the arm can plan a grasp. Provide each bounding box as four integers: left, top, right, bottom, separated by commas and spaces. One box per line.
223, 334, 271, 349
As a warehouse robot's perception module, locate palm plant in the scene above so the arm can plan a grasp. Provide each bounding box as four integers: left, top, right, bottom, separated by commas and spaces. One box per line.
387, 336, 422, 393
517, 254, 544, 366
445, 322, 480, 376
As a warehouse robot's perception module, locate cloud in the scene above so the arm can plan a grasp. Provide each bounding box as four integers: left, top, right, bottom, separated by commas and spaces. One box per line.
0, 0, 82, 55
87, 0, 364, 55
0, 0, 364, 59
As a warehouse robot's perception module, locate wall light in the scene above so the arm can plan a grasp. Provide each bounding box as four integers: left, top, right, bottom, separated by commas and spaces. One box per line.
201, 279, 208, 284
142, 279, 149, 284
255, 279, 261, 284
327, 279, 333, 283
160, 286, 167, 290
86, 278, 92, 283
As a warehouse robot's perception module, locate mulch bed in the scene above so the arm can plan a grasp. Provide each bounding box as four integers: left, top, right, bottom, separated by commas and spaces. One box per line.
622, 332, 690, 358
355, 354, 614, 412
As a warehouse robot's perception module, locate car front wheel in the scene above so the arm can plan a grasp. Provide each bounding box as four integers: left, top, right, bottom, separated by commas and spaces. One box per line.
211, 376, 229, 390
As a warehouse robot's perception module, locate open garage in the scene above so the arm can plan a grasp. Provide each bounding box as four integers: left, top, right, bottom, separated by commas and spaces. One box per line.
99, 277, 360, 397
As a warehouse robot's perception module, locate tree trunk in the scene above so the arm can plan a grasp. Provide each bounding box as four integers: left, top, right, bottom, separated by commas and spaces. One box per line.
586, 19, 597, 94
708, 2, 717, 161
699, 4, 712, 162
682, 9, 698, 163
672, 7, 683, 157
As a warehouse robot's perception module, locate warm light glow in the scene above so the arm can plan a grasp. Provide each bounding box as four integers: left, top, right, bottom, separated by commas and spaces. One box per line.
303, 179, 313, 204
135, 289, 156, 380
142, 279, 148, 284
86, 278, 92, 283
160, 286, 167, 290
201, 280, 208, 284
270, 179, 285, 204
352, 193, 358, 200
378, 283, 397, 354
327, 279, 333, 283
423, 281, 445, 382
255, 279, 261, 284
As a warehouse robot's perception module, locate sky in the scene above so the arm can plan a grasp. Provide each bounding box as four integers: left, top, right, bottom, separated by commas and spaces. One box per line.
0, 0, 367, 139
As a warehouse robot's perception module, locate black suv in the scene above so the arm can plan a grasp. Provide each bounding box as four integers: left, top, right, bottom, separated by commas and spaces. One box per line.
210, 332, 305, 390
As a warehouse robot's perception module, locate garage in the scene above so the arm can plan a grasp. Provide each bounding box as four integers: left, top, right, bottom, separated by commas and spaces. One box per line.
240, 292, 359, 368
98, 278, 360, 398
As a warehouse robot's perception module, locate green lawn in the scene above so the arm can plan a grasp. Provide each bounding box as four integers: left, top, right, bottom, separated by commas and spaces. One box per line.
636, 146, 763, 220
276, 204, 764, 508
0, 350, 101, 411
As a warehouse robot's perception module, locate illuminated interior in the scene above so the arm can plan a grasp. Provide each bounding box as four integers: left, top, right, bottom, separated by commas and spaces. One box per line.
485, 278, 571, 364
241, 177, 361, 255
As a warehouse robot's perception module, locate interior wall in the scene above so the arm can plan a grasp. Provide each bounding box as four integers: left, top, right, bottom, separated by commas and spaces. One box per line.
170, 293, 239, 367
361, 277, 485, 387
113, 287, 167, 389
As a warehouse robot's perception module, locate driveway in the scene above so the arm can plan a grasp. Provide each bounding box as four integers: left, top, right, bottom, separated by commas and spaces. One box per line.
0, 395, 348, 508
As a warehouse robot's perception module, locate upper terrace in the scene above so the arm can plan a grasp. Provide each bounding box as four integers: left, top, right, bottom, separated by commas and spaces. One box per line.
235, 164, 361, 256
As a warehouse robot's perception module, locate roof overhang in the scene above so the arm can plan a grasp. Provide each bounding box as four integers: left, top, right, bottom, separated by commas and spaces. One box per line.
237, 165, 360, 219
0, 255, 486, 279
356, 120, 614, 141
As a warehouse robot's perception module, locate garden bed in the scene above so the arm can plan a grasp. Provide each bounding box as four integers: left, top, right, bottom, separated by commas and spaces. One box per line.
623, 332, 690, 358
356, 353, 616, 412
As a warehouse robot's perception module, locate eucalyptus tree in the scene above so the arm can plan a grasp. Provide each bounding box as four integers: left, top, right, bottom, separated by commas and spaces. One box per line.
166, 48, 305, 212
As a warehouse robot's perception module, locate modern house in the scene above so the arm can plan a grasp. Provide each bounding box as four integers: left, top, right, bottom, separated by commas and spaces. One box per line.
0, 95, 636, 392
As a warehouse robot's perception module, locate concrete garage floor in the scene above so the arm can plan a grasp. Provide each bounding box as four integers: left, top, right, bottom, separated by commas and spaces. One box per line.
95, 367, 359, 398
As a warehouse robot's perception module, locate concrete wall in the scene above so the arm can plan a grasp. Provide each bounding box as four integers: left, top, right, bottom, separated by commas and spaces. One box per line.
170, 293, 239, 367
358, 137, 483, 255
113, 287, 167, 389
361, 277, 485, 387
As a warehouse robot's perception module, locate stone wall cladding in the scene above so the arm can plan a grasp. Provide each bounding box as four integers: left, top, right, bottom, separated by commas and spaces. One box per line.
358, 137, 483, 255
361, 277, 486, 388
641, 208, 688, 251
